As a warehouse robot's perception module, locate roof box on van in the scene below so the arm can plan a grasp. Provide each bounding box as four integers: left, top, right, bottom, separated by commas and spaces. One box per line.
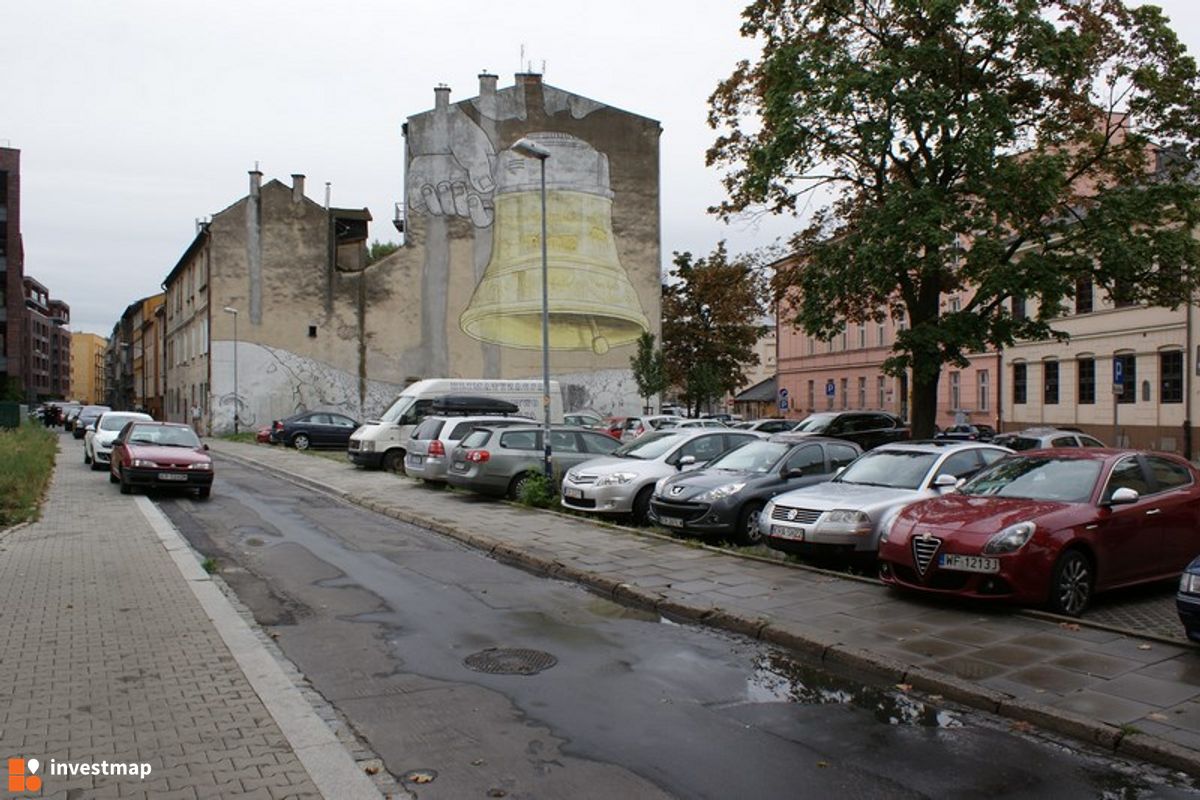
429, 395, 521, 416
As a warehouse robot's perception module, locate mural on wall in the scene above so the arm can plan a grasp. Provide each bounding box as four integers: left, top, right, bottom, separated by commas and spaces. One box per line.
401, 75, 659, 414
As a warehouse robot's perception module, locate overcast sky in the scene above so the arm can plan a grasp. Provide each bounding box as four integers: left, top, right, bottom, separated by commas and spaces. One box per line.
4, 1, 1198, 336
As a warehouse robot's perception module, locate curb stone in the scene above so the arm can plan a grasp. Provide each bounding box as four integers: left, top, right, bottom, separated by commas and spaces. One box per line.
210, 444, 1200, 778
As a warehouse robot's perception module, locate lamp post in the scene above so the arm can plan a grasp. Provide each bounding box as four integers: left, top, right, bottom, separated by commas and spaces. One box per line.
511, 137, 553, 479
222, 306, 240, 434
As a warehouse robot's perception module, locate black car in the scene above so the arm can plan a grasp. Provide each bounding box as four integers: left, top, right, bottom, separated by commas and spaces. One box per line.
647, 434, 862, 544
270, 411, 360, 450
72, 405, 112, 439
1178, 555, 1200, 643
790, 411, 909, 451
934, 423, 995, 442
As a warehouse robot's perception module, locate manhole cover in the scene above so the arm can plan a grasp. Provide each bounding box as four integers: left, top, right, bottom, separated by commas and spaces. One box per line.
464, 647, 558, 675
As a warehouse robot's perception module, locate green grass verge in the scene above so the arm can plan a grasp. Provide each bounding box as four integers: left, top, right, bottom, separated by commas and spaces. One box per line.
0, 425, 57, 527
222, 432, 258, 444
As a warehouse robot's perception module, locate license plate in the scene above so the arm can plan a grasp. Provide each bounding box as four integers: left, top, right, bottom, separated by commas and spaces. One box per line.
158, 472, 188, 482
409, 455, 424, 465
563, 487, 583, 500
452, 461, 467, 472
658, 516, 683, 528
939, 554, 999, 573
770, 524, 804, 541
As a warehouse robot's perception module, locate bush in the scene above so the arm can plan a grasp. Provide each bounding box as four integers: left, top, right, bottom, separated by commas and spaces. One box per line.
517, 471, 560, 509
0, 425, 57, 526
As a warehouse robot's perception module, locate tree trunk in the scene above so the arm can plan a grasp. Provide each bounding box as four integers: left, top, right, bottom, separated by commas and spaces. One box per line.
910, 369, 940, 440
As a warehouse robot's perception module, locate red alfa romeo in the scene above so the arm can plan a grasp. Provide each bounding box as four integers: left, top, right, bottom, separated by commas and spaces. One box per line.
878, 449, 1200, 615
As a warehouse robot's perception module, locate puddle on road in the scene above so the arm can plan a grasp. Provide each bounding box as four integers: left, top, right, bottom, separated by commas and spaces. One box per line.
747, 651, 963, 729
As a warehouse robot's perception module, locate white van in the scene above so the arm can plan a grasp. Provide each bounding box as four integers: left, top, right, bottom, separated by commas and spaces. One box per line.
348, 379, 563, 471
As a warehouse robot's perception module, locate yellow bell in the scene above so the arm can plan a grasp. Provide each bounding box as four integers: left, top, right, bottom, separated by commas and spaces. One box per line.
459, 132, 650, 354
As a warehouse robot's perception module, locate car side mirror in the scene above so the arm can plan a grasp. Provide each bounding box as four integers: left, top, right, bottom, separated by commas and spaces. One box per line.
1106, 487, 1139, 506
933, 474, 958, 489
784, 468, 804, 479
677, 455, 696, 470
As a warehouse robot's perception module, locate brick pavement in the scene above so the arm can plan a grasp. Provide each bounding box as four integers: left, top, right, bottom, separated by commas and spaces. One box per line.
0, 437, 369, 799
210, 438, 1200, 777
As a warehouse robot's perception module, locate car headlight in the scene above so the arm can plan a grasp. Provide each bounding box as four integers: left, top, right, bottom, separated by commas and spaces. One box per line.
596, 471, 638, 486
1180, 573, 1200, 594
132, 459, 158, 468
654, 476, 671, 497
359, 440, 375, 452
879, 512, 900, 544
816, 509, 872, 535
696, 482, 746, 502
188, 462, 212, 471
983, 521, 1036, 554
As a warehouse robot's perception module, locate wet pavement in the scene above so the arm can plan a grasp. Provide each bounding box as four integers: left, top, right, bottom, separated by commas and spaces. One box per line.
203, 439, 1200, 778
160, 458, 1199, 798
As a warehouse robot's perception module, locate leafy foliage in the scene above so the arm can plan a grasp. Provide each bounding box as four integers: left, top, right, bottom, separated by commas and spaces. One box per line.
0, 425, 56, 526
516, 471, 559, 509
662, 243, 769, 416
366, 240, 400, 265
709, 0, 1200, 436
630, 332, 668, 412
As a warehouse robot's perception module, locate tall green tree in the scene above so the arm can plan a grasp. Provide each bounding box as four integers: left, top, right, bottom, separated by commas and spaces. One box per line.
366, 240, 400, 265
630, 332, 668, 413
708, 0, 1200, 437
662, 243, 769, 416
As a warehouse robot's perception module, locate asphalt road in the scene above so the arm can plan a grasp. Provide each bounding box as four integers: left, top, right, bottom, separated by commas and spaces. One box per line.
156, 458, 1200, 799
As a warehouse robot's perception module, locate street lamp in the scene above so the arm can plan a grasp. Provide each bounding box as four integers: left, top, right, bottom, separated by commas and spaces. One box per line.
222, 306, 240, 434
511, 136, 553, 479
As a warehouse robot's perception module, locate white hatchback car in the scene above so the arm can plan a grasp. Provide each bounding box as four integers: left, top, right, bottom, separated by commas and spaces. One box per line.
85, 411, 154, 470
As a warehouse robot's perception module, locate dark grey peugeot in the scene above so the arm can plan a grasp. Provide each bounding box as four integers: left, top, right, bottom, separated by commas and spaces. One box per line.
647, 433, 861, 544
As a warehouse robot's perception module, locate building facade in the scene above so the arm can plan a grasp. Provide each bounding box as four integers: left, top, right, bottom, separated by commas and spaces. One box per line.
1, 147, 24, 397
21, 276, 71, 401
70, 332, 108, 404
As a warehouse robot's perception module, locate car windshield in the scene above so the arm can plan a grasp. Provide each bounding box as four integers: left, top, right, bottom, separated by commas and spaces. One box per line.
792, 413, 836, 433
379, 395, 415, 424
1001, 436, 1042, 451
128, 426, 202, 448
612, 431, 683, 460
836, 450, 939, 490
706, 440, 790, 473
960, 456, 1101, 503
100, 415, 139, 432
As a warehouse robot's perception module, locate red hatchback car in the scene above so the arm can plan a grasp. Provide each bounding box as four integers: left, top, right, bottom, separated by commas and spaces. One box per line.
878, 449, 1200, 615
109, 421, 215, 499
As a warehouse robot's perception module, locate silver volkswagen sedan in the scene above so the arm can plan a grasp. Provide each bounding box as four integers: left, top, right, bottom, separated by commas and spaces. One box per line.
561, 429, 762, 524
762, 440, 1012, 557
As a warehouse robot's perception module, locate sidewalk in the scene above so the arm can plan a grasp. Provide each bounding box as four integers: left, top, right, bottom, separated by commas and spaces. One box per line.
0, 436, 381, 799
209, 438, 1200, 777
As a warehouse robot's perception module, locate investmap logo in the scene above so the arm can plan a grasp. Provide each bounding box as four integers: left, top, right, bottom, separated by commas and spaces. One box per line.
7, 758, 42, 793
7, 756, 152, 793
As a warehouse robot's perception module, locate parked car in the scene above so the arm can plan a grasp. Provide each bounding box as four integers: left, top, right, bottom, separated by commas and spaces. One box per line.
601, 416, 629, 440
60, 404, 84, 431
405, 414, 534, 483
446, 425, 622, 498
762, 441, 1011, 558
1178, 556, 1200, 643
991, 428, 1105, 450
84, 411, 153, 470
72, 405, 113, 439
649, 434, 862, 544
878, 449, 1200, 616
109, 421, 214, 498
619, 415, 682, 441
674, 418, 728, 430
270, 411, 360, 450
561, 429, 762, 524
790, 410, 910, 450
564, 411, 605, 429
256, 426, 274, 444
935, 424, 996, 442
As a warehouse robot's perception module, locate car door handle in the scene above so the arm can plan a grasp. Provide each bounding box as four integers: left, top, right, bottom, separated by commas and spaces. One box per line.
1145, 508, 1162, 515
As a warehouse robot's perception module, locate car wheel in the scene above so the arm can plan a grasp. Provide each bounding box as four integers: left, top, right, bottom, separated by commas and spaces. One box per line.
382, 449, 405, 473
508, 472, 536, 500
292, 433, 310, 451
1048, 549, 1093, 616
197, 487, 211, 499
631, 486, 654, 526
119, 469, 132, 495
109, 469, 119, 484
735, 502, 765, 545
84, 448, 91, 465
91, 457, 105, 472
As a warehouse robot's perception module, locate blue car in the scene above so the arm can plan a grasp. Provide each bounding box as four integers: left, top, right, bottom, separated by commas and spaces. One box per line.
1177, 555, 1200, 643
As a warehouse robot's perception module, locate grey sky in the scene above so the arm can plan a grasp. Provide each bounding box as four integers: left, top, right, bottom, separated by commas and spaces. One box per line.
3, 0, 1197, 336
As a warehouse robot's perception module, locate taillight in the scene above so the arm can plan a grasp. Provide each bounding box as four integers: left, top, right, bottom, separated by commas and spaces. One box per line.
635, 425, 645, 437
429, 440, 446, 457
466, 449, 490, 463
273, 421, 283, 431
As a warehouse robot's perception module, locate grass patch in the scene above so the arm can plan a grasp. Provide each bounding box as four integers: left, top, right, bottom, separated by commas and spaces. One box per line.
201, 557, 219, 574
0, 425, 57, 526
516, 472, 561, 509
222, 432, 258, 444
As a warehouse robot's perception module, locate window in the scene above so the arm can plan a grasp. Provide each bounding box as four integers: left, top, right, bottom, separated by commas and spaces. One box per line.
1075, 277, 1093, 314
499, 430, 538, 450
858, 377, 867, 408
949, 371, 960, 410
783, 446, 824, 477
977, 370, 990, 412
1146, 456, 1193, 491
1104, 456, 1151, 500
1043, 360, 1059, 405
877, 376, 886, 408
1078, 358, 1095, 405
807, 380, 815, 411
1117, 354, 1136, 404
939, 450, 985, 481
1112, 281, 1136, 309
840, 378, 848, 409
1012, 295, 1026, 319
877, 322, 885, 346
808, 337, 815, 355
548, 430, 580, 453
1161, 350, 1183, 404
1013, 363, 1027, 404
829, 444, 859, 470
858, 323, 866, 348
840, 327, 848, 351
949, 296, 961, 313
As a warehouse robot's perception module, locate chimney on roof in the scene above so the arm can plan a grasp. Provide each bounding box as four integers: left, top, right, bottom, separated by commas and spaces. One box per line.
291, 174, 305, 203
479, 72, 498, 99
434, 84, 450, 112
249, 169, 262, 197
